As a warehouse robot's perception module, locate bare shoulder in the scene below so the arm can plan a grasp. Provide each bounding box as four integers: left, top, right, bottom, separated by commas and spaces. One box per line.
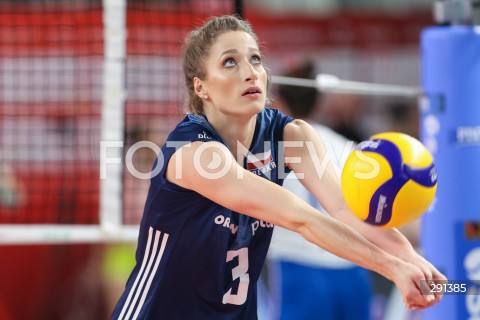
284, 119, 317, 141
168, 140, 231, 172
166, 140, 234, 188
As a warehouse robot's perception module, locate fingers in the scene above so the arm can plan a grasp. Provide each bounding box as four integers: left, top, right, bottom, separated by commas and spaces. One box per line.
413, 255, 447, 304
424, 290, 436, 305
432, 268, 448, 282
406, 290, 435, 309
403, 268, 438, 309
417, 256, 433, 280
402, 278, 433, 309
419, 285, 435, 307
398, 255, 447, 310
406, 303, 426, 311
424, 261, 448, 303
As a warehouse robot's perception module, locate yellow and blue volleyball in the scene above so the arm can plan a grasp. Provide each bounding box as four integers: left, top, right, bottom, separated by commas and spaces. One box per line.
341, 132, 438, 228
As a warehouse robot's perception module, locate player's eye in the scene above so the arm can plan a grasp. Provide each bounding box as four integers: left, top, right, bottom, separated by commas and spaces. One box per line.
223, 58, 237, 68
251, 55, 262, 65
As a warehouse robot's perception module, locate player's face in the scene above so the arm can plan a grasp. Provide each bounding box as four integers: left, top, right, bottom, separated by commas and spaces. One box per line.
200, 31, 267, 117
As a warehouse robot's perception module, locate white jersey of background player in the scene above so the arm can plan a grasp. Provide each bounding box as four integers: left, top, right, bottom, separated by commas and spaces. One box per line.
268, 123, 355, 267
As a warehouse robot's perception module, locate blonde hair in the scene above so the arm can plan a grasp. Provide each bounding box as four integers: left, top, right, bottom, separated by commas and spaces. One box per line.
181, 15, 260, 114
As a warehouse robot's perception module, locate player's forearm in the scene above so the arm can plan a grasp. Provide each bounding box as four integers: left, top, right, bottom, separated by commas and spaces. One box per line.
365, 226, 418, 260
338, 209, 417, 260
297, 211, 404, 281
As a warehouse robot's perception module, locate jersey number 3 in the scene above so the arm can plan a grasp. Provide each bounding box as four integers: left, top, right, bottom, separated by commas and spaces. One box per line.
222, 247, 249, 305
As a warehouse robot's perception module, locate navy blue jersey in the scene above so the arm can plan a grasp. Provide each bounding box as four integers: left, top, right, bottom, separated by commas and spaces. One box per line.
111, 108, 294, 320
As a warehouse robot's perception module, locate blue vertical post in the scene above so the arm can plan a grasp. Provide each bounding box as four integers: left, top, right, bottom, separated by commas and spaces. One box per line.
420, 26, 480, 320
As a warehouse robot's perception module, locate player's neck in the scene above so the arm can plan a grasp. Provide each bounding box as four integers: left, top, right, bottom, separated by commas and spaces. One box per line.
206, 113, 257, 161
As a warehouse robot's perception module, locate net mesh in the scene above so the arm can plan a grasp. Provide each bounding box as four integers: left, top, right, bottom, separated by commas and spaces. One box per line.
0, 1, 104, 224
0, 0, 235, 226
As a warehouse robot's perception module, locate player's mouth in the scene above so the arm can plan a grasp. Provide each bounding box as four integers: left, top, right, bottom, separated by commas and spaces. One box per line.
242, 86, 262, 98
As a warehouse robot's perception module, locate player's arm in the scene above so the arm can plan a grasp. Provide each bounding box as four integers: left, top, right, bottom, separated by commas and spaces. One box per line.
283, 119, 446, 305
166, 140, 435, 309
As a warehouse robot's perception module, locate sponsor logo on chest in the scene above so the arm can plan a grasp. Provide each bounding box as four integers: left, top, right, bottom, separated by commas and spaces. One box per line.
246, 150, 276, 176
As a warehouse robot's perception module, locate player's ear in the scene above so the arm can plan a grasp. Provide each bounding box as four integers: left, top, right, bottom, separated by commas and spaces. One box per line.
194, 77, 207, 99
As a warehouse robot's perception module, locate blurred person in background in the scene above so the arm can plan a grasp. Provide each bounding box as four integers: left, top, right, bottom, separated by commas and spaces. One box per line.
265, 59, 373, 320
316, 92, 368, 143
0, 161, 24, 208
385, 99, 420, 138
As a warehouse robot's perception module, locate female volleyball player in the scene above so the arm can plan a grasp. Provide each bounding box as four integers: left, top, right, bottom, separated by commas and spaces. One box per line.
111, 15, 446, 319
